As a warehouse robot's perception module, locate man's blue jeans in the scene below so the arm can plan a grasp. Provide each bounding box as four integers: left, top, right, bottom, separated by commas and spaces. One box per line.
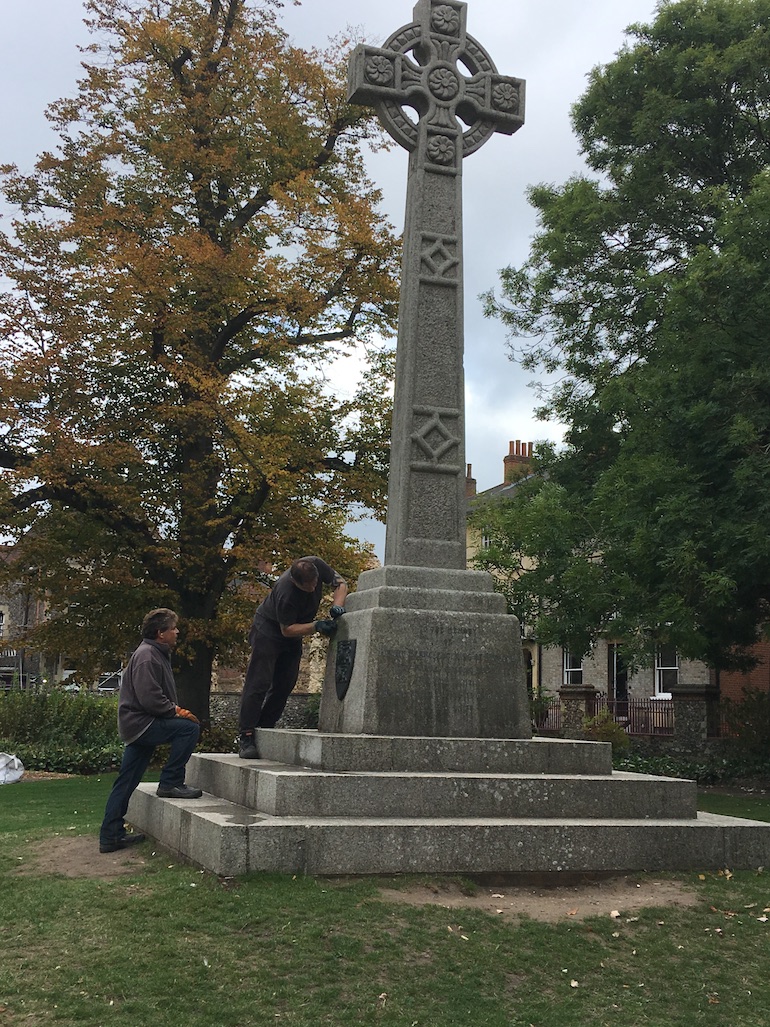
99, 716, 200, 846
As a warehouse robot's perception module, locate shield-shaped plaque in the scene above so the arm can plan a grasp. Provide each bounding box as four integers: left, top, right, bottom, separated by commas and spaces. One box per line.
335, 639, 356, 701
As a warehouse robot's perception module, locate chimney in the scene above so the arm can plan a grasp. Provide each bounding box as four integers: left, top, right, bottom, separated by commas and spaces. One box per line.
503, 440, 533, 483
465, 462, 477, 498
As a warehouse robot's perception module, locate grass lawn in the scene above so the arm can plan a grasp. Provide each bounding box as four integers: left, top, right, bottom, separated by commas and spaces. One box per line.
1, 777, 770, 1026
697, 788, 770, 823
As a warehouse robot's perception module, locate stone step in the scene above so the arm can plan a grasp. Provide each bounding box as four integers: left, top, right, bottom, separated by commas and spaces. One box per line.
253, 729, 613, 775
188, 753, 696, 820
126, 784, 770, 877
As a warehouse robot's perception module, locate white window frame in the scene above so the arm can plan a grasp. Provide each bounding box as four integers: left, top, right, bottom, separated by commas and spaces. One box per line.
655, 644, 678, 698
563, 650, 583, 686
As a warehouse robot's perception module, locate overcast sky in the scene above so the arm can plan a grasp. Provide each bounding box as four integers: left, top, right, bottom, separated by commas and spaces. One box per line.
0, 0, 659, 557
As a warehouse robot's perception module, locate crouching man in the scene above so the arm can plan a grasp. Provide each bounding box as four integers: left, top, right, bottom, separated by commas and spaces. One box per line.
99, 608, 202, 853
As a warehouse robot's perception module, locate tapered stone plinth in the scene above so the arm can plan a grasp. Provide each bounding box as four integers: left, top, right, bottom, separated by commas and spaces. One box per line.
319, 566, 531, 738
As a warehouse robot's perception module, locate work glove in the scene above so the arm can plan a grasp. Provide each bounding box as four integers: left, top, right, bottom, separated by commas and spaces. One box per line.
175, 705, 200, 724
329, 605, 346, 619
315, 618, 338, 637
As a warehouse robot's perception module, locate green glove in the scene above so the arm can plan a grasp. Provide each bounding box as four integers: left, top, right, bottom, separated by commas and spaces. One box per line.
315, 619, 337, 636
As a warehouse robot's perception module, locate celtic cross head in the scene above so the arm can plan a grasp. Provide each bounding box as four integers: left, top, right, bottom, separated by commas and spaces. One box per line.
348, 0, 525, 168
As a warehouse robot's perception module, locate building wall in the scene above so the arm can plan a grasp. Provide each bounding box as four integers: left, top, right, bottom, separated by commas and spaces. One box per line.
718, 641, 770, 702
0, 568, 51, 687
538, 640, 710, 698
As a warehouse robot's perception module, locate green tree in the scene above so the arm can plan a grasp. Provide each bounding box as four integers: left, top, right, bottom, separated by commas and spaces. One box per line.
480, 0, 770, 670
0, 0, 400, 719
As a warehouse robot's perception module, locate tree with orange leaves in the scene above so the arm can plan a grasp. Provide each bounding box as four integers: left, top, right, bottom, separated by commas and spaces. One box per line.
0, 0, 400, 720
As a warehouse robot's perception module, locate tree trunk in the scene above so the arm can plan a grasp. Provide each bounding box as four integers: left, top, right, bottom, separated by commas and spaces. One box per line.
174, 639, 215, 727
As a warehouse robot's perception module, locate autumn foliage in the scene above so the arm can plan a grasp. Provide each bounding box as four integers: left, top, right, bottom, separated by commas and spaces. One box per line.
0, 0, 401, 718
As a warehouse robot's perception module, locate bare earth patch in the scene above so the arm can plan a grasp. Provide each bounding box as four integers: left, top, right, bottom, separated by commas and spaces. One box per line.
377, 875, 700, 923
13, 835, 151, 879
14, 836, 700, 921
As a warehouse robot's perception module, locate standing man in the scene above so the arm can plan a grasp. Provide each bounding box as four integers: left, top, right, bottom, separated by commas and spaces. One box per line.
239, 557, 347, 759
99, 608, 203, 853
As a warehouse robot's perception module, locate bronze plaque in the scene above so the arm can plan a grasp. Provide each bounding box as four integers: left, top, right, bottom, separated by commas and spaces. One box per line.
335, 640, 356, 701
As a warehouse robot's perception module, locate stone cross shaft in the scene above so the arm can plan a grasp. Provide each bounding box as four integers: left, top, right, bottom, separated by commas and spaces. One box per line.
349, 0, 525, 569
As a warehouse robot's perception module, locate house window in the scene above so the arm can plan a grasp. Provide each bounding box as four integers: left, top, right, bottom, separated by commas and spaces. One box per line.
563, 650, 583, 686
481, 534, 492, 549
655, 644, 679, 697
0, 611, 4, 638
607, 643, 628, 703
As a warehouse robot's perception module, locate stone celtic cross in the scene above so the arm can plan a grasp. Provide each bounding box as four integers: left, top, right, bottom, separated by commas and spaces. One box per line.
349, 0, 525, 569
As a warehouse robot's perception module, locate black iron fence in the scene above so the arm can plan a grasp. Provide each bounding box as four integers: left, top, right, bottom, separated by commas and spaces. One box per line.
597, 697, 675, 735
533, 697, 680, 737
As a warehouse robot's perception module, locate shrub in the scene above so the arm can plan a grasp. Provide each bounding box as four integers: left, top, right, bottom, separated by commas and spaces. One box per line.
303, 693, 321, 729
197, 717, 240, 754
0, 690, 119, 746
614, 745, 770, 786
583, 708, 631, 754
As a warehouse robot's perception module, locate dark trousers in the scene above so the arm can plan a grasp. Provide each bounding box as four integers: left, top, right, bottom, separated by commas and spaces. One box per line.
239, 632, 303, 733
99, 716, 200, 845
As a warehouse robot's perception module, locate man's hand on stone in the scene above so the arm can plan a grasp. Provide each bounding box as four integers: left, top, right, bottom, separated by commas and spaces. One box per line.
329, 605, 346, 619
315, 619, 338, 637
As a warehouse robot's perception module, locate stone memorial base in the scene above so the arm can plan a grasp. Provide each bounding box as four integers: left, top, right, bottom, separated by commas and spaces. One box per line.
126, 729, 770, 877
317, 566, 532, 738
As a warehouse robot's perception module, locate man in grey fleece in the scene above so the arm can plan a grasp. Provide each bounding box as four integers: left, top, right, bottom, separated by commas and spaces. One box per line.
98, 608, 203, 853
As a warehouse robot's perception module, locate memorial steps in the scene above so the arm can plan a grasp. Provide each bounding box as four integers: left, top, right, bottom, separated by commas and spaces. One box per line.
126, 730, 770, 876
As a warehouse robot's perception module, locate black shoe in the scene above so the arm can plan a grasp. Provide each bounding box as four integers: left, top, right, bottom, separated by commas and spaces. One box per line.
99, 833, 146, 854
156, 784, 203, 799
239, 733, 260, 759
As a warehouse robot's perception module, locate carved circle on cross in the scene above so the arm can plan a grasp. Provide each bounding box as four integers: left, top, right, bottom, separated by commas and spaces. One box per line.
428, 66, 460, 101
431, 5, 461, 36
372, 20, 510, 158
427, 135, 456, 166
365, 54, 395, 87
493, 81, 520, 114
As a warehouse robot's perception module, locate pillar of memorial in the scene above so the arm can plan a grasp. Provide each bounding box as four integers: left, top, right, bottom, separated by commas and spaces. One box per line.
320, 0, 531, 738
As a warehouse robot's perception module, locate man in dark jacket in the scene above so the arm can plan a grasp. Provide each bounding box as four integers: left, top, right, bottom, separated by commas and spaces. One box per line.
239, 557, 347, 759
98, 608, 203, 853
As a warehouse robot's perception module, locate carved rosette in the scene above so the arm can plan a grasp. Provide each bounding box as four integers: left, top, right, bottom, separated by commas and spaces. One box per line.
426, 134, 457, 166
365, 54, 395, 86
428, 66, 460, 101
430, 3, 461, 38
492, 79, 520, 114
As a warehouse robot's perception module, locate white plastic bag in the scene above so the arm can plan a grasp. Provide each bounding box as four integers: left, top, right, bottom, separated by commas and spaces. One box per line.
0, 752, 24, 784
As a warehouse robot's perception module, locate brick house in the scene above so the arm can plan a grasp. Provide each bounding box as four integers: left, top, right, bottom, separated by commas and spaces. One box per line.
717, 642, 770, 702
